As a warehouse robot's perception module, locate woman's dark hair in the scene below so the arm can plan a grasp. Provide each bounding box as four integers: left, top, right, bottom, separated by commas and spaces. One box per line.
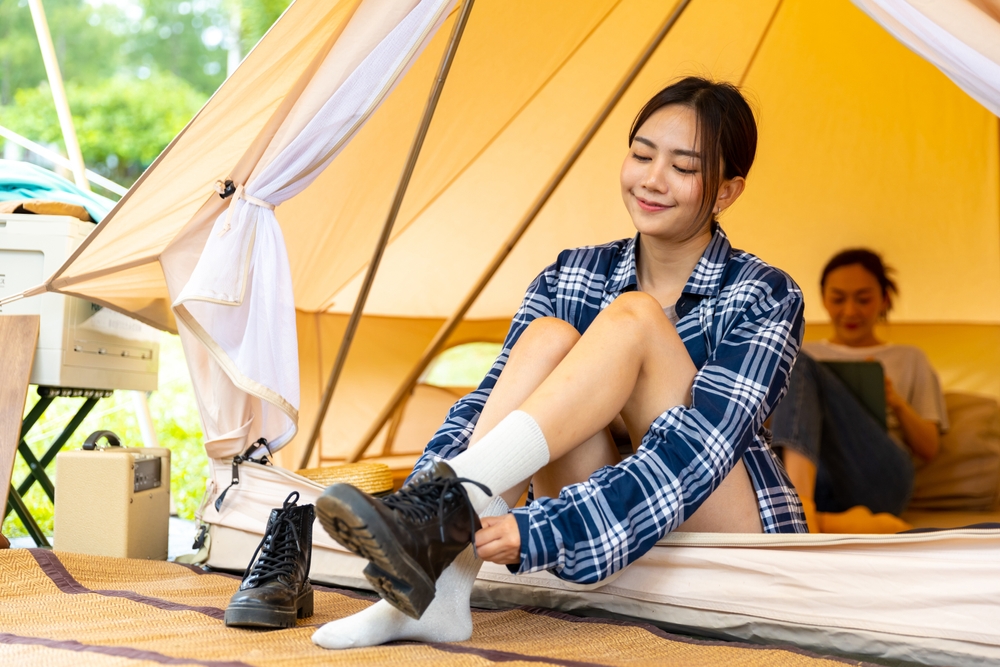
629, 76, 757, 228
820, 248, 898, 316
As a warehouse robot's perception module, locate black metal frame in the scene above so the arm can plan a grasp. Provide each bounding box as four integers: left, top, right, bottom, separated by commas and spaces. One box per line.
4, 386, 112, 547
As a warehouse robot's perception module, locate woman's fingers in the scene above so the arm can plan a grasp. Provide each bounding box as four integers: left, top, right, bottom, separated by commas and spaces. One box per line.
475, 514, 521, 565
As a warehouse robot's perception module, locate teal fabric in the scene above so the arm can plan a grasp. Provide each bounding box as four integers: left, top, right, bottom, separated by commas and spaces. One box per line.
0, 160, 116, 222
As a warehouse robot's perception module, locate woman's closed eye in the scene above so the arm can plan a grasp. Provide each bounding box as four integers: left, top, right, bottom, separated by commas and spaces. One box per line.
673, 164, 697, 174
631, 151, 652, 162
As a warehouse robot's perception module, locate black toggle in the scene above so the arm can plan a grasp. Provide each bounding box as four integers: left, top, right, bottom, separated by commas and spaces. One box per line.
218, 179, 237, 199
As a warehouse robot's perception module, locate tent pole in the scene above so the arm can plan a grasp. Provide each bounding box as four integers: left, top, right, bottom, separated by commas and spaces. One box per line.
298, 0, 478, 470
27, 0, 89, 191
346, 0, 693, 463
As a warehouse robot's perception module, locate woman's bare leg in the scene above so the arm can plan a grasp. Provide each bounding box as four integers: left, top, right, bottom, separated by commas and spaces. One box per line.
470, 293, 761, 532
467, 317, 619, 508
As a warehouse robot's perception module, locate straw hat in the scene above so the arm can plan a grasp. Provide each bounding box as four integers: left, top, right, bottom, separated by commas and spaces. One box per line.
296, 462, 394, 496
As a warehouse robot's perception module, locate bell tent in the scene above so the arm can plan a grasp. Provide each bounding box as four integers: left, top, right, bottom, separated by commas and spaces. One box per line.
8, 0, 1000, 664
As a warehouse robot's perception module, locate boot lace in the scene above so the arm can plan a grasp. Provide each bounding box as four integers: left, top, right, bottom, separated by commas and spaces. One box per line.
383, 476, 491, 546
242, 492, 303, 588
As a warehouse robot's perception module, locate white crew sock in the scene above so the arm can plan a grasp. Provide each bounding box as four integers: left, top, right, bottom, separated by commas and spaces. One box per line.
447, 410, 550, 512
312, 495, 509, 649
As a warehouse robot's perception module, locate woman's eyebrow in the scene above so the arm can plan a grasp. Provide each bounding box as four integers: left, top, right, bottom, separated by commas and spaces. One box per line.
671, 148, 701, 158
633, 136, 701, 158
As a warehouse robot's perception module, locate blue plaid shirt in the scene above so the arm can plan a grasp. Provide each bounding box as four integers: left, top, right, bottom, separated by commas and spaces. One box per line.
413, 225, 807, 584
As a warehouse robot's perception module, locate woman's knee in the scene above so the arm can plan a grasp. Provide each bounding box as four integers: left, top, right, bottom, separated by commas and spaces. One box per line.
510, 317, 580, 367
603, 291, 672, 330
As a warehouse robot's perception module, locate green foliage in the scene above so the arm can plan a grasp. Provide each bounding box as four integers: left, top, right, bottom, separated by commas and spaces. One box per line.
1, 73, 205, 182
237, 0, 292, 55
2, 333, 208, 540
0, 0, 122, 104
0, 0, 293, 183
424, 343, 503, 388
121, 0, 230, 95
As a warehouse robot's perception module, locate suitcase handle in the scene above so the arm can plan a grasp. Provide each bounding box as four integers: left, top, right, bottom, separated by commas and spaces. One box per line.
82, 430, 122, 450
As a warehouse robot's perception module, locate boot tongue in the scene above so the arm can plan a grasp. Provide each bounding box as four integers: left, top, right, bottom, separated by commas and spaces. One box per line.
406, 459, 458, 488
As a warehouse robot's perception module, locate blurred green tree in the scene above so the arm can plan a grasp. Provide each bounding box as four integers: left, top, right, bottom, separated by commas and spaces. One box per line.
0, 73, 205, 183
0, 0, 123, 104
1, 0, 293, 184
235, 0, 291, 56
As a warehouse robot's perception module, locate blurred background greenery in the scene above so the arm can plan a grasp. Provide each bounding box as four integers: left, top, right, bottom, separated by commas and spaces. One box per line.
0, 0, 294, 186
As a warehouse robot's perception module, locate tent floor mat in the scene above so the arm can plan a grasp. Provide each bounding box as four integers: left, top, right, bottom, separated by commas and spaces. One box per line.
0, 549, 883, 667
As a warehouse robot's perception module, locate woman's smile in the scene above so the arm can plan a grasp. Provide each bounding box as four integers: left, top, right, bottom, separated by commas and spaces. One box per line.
632, 193, 674, 213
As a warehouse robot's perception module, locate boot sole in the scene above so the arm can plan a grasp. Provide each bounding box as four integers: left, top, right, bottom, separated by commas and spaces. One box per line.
316, 486, 435, 619
224, 588, 314, 629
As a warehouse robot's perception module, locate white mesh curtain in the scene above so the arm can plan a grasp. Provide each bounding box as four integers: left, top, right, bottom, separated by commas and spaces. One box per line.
851, 0, 1000, 115
173, 0, 456, 454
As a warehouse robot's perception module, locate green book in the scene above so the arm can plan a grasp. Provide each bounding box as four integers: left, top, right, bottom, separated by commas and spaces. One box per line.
821, 361, 887, 430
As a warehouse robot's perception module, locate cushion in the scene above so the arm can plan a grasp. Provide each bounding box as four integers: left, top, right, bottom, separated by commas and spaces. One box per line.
908, 392, 1000, 511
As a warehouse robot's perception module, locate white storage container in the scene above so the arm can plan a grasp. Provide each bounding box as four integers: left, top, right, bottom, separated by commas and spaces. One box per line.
0, 213, 159, 391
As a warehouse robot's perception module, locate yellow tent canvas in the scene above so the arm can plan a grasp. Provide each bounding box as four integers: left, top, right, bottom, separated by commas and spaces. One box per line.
25, 0, 999, 471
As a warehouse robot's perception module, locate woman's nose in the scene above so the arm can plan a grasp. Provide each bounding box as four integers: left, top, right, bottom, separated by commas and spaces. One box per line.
642, 162, 668, 192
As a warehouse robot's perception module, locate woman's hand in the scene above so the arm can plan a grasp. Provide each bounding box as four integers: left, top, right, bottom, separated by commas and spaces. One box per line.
475, 514, 521, 565
884, 374, 941, 462
884, 375, 904, 410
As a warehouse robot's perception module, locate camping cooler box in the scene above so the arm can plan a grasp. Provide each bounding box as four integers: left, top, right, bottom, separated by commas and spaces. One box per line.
0, 213, 160, 391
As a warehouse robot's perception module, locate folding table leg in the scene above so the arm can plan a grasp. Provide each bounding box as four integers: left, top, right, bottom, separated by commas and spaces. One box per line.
5, 486, 49, 548
15, 397, 99, 503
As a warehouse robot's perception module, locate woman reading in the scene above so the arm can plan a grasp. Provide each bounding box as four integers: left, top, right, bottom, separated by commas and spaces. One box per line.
772, 249, 947, 533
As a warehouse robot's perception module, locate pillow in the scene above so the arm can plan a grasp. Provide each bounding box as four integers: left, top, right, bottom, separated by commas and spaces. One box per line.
908, 392, 1000, 511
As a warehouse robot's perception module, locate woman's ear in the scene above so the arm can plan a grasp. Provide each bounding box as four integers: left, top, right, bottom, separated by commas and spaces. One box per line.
714, 176, 746, 214
879, 291, 892, 320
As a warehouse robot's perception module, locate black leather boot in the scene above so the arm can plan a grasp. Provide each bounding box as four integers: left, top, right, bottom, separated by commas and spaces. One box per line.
225, 491, 314, 628
316, 460, 490, 620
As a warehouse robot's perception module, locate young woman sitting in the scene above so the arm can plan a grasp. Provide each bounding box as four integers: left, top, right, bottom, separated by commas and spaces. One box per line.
312, 76, 808, 650
771, 249, 947, 533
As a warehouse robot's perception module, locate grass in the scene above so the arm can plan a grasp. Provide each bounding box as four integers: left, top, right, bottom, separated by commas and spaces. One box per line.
424, 342, 502, 387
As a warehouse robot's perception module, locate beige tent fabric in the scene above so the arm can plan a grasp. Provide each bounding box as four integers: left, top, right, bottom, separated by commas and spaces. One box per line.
34, 0, 1000, 466
850, 0, 1000, 115
170, 0, 456, 453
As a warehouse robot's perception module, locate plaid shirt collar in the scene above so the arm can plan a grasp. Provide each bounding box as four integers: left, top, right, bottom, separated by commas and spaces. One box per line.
606, 223, 731, 300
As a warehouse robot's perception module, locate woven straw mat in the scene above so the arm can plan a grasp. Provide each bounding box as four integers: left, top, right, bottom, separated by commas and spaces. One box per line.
297, 462, 393, 495
0, 549, 876, 666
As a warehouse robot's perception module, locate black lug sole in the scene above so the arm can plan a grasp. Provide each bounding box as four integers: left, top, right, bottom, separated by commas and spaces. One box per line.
224, 588, 314, 629
362, 562, 433, 620
316, 485, 436, 619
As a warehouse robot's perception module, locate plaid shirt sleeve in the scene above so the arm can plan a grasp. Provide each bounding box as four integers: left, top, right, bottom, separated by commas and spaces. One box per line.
509, 274, 805, 583
409, 260, 560, 478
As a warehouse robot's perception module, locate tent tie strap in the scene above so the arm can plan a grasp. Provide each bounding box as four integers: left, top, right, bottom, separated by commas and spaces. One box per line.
214, 179, 276, 236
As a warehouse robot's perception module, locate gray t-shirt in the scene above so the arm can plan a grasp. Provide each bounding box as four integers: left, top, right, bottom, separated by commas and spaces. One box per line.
803, 340, 949, 448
